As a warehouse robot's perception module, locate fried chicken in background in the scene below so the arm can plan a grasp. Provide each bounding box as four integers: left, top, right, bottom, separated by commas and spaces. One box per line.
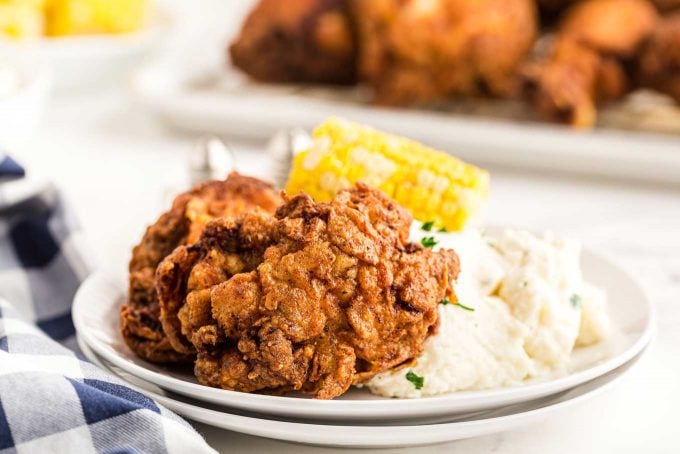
351, 0, 538, 105
536, 0, 575, 12
535, 0, 577, 21
650, 0, 680, 11
637, 12, 680, 103
523, 39, 628, 126
229, 0, 357, 85
229, 0, 680, 128
535, 0, 678, 23
121, 173, 282, 363
523, 0, 659, 126
559, 0, 659, 55
156, 184, 460, 399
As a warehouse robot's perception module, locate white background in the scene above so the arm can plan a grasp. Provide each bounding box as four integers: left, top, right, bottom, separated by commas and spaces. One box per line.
9, 0, 680, 452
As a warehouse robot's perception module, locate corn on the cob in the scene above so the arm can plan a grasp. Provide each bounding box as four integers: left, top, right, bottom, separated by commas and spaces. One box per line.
285, 118, 489, 231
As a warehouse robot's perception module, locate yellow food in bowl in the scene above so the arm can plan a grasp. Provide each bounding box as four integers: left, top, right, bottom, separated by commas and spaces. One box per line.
0, 0, 149, 38
45, 0, 148, 36
0, 2, 44, 39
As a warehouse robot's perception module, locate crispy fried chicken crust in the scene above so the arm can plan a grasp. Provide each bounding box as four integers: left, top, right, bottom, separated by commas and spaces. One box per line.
121, 173, 281, 363
229, 0, 357, 85
351, 0, 538, 105
156, 184, 459, 399
523, 0, 659, 126
558, 0, 659, 57
637, 12, 680, 104
538, 0, 680, 16
523, 38, 631, 126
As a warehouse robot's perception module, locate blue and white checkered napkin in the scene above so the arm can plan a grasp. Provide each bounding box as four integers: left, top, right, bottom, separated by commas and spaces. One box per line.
0, 158, 215, 454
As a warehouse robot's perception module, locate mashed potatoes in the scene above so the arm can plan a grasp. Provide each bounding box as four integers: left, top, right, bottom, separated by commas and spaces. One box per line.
366, 226, 611, 398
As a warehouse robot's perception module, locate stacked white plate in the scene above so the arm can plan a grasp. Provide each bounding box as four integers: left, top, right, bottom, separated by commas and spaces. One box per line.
73, 248, 653, 448
131, 56, 680, 185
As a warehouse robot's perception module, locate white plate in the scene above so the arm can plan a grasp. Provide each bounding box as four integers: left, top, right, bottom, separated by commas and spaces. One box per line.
78, 334, 649, 449
72, 248, 653, 422
131, 58, 680, 185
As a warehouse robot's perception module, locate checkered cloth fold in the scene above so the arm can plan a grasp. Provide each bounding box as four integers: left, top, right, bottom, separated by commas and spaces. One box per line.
0, 159, 215, 454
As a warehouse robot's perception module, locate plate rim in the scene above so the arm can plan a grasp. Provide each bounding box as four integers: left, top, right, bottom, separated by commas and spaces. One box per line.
72, 247, 654, 420
77, 334, 649, 448
130, 59, 680, 186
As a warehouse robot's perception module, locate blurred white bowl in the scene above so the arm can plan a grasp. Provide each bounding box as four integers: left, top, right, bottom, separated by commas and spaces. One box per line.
2, 7, 171, 92
0, 49, 50, 148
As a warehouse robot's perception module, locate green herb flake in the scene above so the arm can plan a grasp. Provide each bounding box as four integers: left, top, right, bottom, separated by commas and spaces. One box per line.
406, 370, 424, 390
521, 281, 528, 288
455, 302, 475, 312
440, 297, 451, 305
438, 226, 448, 233
421, 221, 435, 232
421, 236, 438, 249
570, 294, 582, 308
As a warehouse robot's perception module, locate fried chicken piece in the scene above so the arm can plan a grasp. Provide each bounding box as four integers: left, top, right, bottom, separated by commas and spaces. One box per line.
652, 0, 680, 11
154, 210, 279, 356
559, 0, 659, 56
536, 0, 577, 15
156, 184, 459, 399
229, 0, 357, 85
637, 12, 680, 104
524, 38, 631, 126
351, 0, 537, 105
523, 0, 659, 126
535, 0, 680, 17
121, 173, 282, 363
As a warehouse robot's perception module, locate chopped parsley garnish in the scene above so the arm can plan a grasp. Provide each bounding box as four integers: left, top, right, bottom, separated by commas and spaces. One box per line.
421, 236, 438, 249
441, 297, 474, 311
406, 370, 424, 390
439, 226, 448, 233
570, 294, 582, 308
455, 302, 475, 312
421, 221, 435, 232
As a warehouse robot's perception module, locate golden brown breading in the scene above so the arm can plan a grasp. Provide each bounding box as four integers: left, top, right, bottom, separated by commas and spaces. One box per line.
652, 0, 680, 11
156, 184, 459, 399
535, 0, 678, 18
523, 38, 630, 126
637, 12, 680, 103
155, 210, 279, 356
121, 173, 282, 363
351, 0, 538, 105
229, 0, 357, 85
523, 0, 659, 126
558, 0, 659, 57
536, 0, 577, 15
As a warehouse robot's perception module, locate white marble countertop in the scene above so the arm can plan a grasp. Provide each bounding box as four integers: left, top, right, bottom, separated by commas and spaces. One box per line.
12, 88, 679, 454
